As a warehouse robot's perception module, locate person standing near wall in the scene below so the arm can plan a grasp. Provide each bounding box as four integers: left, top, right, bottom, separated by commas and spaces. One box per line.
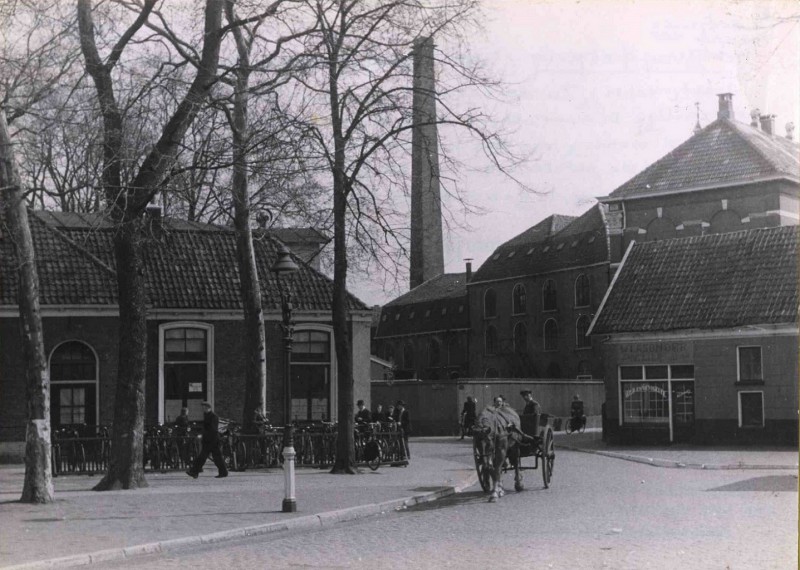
395, 400, 412, 459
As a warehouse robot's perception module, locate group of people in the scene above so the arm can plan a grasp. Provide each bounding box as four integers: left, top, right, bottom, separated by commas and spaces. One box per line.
355, 399, 412, 458
461, 390, 584, 435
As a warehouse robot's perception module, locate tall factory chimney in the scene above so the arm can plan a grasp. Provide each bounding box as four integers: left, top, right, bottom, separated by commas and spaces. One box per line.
409, 36, 444, 290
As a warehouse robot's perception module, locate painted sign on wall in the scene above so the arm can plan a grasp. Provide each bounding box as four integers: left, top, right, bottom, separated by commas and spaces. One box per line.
616, 341, 693, 364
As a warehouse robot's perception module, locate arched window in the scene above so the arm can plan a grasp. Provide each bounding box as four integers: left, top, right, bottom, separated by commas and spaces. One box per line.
484, 288, 497, 318
512, 283, 527, 315
383, 344, 395, 364
574, 274, 591, 308
428, 339, 441, 367
575, 315, 591, 348
543, 279, 557, 311
544, 319, 558, 351
485, 368, 499, 379
403, 343, 415, 370
646, 217, 676, 241
448, 336, 463, 365
709, 209, 743, 234
485, 326, 498, 355
50, 341, 98, 429
513, 322, 527, 354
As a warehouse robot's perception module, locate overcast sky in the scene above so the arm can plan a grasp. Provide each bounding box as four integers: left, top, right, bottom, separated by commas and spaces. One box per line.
351, 0, 800, 306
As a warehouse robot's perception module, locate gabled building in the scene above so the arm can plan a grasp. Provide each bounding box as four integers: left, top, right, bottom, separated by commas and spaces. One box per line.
373, 271, 470, 381
0, 211, 372, 453
587, 92, 799, 444
466, 207, 611, 380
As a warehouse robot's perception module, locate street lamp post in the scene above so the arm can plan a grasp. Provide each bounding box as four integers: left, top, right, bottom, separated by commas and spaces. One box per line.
271, 243, 299, 513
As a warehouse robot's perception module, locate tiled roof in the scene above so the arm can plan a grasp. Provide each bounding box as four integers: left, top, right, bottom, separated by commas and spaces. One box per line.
267, 227, 329, 244
591, 226, 798, 334
470, 205, 609, 284
608, 119, 800, 199
1, 211, 367, 312
375, 273, 469, 338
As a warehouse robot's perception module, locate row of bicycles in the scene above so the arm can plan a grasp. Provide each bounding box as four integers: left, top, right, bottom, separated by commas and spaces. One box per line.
50, 420, 410, 476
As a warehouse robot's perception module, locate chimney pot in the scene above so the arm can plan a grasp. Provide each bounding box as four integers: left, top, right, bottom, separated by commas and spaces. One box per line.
786, 122, 795, 140
759, 114, 776, 135
750, 109, 760, 128
464, 258, 473, 282
716, 93, 734, 120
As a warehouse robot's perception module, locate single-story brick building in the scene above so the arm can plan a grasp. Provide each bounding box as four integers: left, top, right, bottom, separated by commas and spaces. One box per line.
589, 226, 798, 444
0, 210, 372, 456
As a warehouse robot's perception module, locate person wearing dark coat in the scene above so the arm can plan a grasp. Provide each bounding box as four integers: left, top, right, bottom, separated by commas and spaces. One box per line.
395, 400, 412, 459
460, 396, 477, 439
187, 401, 228, 479
355, 400, 372, 425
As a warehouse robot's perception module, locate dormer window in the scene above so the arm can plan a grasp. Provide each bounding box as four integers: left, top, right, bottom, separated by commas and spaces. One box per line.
409, 311, 415, 319
571, 240, 578, 248
526, 248, 535, 255
425, 309, 431, 318
543, 246, 550, 252
507, 250, 515, 258
588, 235, 596, 243
394, 313, 400, 321
556, 243, 564, 250
458, 304, 465, 313
492, 253, 500, 261
381, 314, 387, 322
441, 307, 447, 315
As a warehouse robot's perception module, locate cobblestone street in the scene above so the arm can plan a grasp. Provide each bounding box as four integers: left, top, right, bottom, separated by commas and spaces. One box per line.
90, 440, 797, 570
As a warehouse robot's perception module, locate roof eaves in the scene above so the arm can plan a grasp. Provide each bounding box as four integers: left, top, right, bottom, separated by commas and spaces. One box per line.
586, 239, 636, 336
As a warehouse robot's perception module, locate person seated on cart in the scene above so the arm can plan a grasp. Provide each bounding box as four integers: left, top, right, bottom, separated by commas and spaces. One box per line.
519, 390, 541, 436
570, 394, 585, 429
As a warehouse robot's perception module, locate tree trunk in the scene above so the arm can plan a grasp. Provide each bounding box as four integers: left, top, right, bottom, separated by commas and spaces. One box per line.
94, 218, 149, 490
229, 58, 267, 429
0, 111, 54, 503
330, 147, 356, 474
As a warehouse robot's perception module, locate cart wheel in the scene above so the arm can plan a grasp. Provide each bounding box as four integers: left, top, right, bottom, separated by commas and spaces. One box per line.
541, 428, 554, 489
473, 440, 492, 492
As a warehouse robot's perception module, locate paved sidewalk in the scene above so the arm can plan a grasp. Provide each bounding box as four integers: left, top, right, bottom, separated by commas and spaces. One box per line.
554, 429, 799, 470
0, 440, 475, 570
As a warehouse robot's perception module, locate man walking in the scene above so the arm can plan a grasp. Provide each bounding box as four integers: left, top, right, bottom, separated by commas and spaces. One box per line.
395, 400, 412, 459
187, 401, 228, 479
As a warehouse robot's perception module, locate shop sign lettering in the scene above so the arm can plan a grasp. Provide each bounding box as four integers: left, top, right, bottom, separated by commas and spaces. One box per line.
617, 342, 692, 363
624, 384, 667, 399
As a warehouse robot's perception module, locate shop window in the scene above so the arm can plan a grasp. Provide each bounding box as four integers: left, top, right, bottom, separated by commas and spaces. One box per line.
485, 326, 498, 355
484, 288, 497, 319
620, 364, 695, 427
737, 346, 762, 383
738, 391, 764, 427
513, 322, 527, 354
575, 315, 591, 348
543, 319, 558, 351
512, 283, 527, 315
574, 274, 591, 307
672, 381, 695, 425
621, 381, 669, 425
542, 280, 557, 311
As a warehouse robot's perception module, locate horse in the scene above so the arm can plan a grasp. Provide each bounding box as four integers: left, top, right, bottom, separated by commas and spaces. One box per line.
473, 404, 525, 502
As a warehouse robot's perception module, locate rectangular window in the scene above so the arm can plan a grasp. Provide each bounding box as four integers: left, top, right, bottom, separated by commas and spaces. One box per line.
672, 381, 695, 425
738, 347, 763, 383
739, 391, 764, 427
620, 366, 643, 380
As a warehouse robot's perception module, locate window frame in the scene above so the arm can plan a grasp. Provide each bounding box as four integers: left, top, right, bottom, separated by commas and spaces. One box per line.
513, 322, 527, 354
158, 322, 214, 424
736, 345, 764, 384
738, 390, 765, 428
49, 340, 100, 428
542, 279, 557, 312
428, 338, 441, 368
543, 318, 558, 352
574, 274, 591, 308
512, 283, 527, 315
483, 288, 497, 319
575, 315, 592, 349
485, 325, 498, 355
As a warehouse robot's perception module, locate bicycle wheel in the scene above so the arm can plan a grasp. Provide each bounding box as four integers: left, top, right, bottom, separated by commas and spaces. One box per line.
540, 428, 554, 489
76, 444, 87, 473
365, 440, 381, 471
578, 417, 586, 433
564, 417, 574, 434
235, 440, 247, 471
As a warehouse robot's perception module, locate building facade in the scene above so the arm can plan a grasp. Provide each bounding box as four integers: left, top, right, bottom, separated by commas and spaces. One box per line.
0, 211, 372, 455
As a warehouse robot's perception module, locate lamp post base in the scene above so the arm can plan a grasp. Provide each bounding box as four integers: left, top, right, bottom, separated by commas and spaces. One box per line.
282, 498, 297, 513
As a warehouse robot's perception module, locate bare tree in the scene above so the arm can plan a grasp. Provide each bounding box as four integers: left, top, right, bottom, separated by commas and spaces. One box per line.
293, 0, 524, 473
0, 0, 81, 503
77, 0, 226, 490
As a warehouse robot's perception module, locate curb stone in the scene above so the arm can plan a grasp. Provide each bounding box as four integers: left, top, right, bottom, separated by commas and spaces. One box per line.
557, 443, 799, 470
2, 471, 479, 570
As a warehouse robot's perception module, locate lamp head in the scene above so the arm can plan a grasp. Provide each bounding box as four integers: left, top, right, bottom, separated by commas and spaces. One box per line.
271, 243, 299, 275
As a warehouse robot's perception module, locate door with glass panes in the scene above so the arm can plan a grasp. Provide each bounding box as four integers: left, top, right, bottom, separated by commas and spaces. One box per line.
290, 330, 331, 421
